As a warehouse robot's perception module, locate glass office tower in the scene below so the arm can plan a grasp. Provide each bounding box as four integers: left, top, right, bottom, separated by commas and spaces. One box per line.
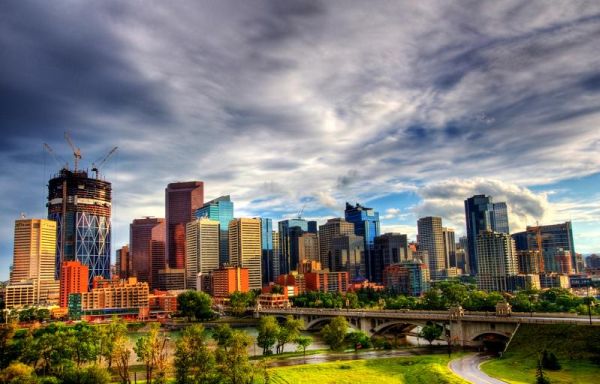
195, 195, 234, 266
344, 202, 380, 282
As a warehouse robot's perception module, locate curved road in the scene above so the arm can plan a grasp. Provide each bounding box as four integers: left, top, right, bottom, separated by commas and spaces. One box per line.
449, 353, 506, 384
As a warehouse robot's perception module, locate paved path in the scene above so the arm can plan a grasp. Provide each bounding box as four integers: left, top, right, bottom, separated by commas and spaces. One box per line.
449, 353, 506, 384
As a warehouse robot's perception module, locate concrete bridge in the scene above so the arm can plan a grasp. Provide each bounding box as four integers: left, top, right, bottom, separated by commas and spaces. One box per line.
255, 307, 600, 347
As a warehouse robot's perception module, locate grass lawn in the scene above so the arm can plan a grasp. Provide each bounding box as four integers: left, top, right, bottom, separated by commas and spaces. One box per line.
266, 355, 469, 384
480, 324, 600, 384
482, 356, 599, 384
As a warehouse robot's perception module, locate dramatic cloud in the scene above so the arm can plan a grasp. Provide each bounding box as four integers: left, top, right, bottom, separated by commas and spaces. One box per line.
2, 1, 600, 278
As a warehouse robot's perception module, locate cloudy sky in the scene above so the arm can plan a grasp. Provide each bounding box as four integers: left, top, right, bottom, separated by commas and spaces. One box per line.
2, 1, 600, 280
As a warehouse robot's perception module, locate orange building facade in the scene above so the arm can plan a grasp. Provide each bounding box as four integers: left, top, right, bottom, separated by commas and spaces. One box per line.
212, 266, 249, 297
60, 260, 89, 308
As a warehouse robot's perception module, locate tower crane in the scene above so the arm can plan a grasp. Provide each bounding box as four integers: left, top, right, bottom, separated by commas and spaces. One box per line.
91, 146, 118, 179
64, 131, 82, 171
43, 143, 68, 169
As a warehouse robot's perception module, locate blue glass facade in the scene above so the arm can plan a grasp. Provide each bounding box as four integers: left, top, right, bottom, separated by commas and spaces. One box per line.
464, 195, 509, 275
260, 218, 274, 284
48, 169, 112, 288
344, 202, 380, 282
278, 219, 315, 274
195, 195, 234, 265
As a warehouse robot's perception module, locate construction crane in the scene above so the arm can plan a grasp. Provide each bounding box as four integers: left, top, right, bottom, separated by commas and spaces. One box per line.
43, 143, 68, 169
64, 131, 82, 171
91, 146, 118, 179
297, 203, 306, 220
529, 222, 545, 272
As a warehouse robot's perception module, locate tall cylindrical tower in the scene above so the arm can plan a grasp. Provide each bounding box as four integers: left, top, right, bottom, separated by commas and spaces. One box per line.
48, 168, 112, 287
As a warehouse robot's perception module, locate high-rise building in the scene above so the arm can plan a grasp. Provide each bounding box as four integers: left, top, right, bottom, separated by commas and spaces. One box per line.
516, 250, 542, 274
115, 245, 130, 279
476, 231, 518, 292
130, 217, 164, 284
195, 195, 233, 266
260, 218, 274, 285
512, 222, 577, 273
272, 231, 280, 279
331, 234, 365, 281
318, 218, 355, 271
344, 202, 380, 282
185, 218, 220, 290
442, 227, 456, 268
464, 195, 509, 275
373, 233, 410, 283
383, 261, 430, 296
59, 260, 88, 308
586, 254, 600, 269
9, 218, 59, 306
417, 217, 446, 280
212, 266, 249, 297
457, 236, 469, 273
165, 181, 204, 269
229, 218, 262, 290
150, 221, 166, 290
278, 219, 317, 274
298, 232, 319, 263
48, 169, 112, 286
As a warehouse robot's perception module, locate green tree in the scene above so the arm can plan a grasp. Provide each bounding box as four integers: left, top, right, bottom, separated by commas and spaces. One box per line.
320, 316, 348, 351
212, 324, 233, 352
174, 324, 218, 384
99, 317, 127, 368
66, 323, 99, 367
229, 292, 250, 317
256, 317, 279, 356
295, 336, 312, 363
346, 331, 371, 352
216, 330, 254, 384
0, 361, 38, 384
419, 323, 443, 345
275, 316, 303, 354
112, 334, 131, 384
0, 323, 16, 369
134, 323, 169, 384
178, 291, 214, 321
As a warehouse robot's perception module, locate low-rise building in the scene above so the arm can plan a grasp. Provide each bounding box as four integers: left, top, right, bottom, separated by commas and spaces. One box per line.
304, 270, 349, 293
212, 266, 249, 297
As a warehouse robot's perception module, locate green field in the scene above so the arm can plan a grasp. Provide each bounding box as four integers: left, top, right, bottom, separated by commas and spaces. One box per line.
481, 324, 600, 384
266, 355, 469, 384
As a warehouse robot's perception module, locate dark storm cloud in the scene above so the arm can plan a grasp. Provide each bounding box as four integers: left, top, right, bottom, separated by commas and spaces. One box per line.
0, 1, 172, 141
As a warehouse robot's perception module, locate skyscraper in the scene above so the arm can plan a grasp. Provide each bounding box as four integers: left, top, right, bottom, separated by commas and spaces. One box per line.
344, 202, 380, 282
48, 168, 112, 286
512, 222, 576, 273
195, 195, 233, 266
185, 218, 220, 290
373, 233, 409, 283
130, 217, 164, 284
10, 218, 58, 305
165, 181, 204, 269
115, 245, 130, 279
442, 227, 456, 268
59, 260, 88, 308
278, 219, 317, 274
318, 218, 355, 271
150, 221, 166, 290
417, 216, 446, 280
229, 218, 262, 290
464, 194, 509, 275
476, 231, 518, 291
260, 218, 274, 285
331, 234, 365, 282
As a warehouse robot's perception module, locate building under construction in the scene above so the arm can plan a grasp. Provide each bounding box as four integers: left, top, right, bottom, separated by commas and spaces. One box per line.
48, 168, 112, 287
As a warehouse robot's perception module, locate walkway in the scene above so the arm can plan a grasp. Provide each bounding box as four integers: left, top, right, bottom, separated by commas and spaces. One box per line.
449, 353, 506, 384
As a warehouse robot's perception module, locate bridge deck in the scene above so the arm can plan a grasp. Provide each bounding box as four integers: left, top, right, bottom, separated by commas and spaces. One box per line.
257, 308, 600, 325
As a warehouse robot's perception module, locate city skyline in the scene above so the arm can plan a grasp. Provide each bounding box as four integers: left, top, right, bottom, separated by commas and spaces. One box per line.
2, 1, 600, 280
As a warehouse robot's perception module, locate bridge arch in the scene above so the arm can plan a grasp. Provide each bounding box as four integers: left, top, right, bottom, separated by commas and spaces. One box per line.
371, 320, 427, 336
305, 317, 360, 332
